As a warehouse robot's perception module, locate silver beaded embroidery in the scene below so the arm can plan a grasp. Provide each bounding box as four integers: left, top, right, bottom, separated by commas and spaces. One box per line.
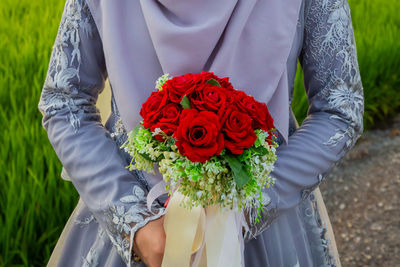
303, 0, 364, 151
104, 185, 165, 265
38, 0, 99, 132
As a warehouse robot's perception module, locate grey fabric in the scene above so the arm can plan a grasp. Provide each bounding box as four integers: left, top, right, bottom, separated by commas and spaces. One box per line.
38, 0, 363, 266
85, 0, 303, 144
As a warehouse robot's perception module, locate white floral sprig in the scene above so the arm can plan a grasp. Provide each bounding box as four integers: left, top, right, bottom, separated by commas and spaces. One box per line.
155, 73, 171, 91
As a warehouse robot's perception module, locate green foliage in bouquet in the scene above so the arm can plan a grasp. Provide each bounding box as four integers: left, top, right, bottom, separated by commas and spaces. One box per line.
123, 127, 277, 212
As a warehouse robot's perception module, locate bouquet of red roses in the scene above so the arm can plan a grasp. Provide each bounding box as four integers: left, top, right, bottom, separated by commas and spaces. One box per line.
122, 71, 277, 266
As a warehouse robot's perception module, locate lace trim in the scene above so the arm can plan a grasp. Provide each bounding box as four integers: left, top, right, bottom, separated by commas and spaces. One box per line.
300, 167, 343, 266
303, 0, 364, 150
108, 95, 150, 190
75, 214, 97, 227
243, 191, 278, 242
82, 247, 99, 267
300, 191, 338, 267
97, 226, 107, 246
110, 117, 126, 139
104, 185, 165, 265
38, 0, 98, 132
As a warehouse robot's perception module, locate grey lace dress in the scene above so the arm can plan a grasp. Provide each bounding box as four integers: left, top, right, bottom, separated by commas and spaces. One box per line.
38, 0, 364, 266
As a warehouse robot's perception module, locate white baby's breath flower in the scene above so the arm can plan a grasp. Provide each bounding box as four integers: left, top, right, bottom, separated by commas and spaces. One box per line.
152, 128, 163, 136
155, 73, 172, 91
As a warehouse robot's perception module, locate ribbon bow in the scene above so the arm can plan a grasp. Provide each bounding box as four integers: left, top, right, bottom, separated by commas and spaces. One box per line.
147, 181, 247, 267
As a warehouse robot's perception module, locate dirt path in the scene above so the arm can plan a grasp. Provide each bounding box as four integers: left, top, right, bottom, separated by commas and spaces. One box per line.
320, 115, 400, 266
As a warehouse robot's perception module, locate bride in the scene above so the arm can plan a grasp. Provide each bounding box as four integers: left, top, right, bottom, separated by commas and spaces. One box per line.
38, 0, 363, 266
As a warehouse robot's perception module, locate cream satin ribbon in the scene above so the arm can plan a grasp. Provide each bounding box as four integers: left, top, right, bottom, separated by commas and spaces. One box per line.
147, 182, 246, 267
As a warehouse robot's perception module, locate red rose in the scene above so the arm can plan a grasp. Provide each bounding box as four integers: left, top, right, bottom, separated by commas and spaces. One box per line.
151, 103, 182, 141
174, 109, 224, 163
198, 71, 235, 91
234, 91, 275, 131
163, 73, 198, 103
188, 83, 231, 118
221, 109, 257, 154
140, 90, 168, 130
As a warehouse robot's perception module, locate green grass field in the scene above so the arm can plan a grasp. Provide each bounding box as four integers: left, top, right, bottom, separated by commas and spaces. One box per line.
292, 0, 400, 126
0, 0, 399, 266
0, 1, 78, 266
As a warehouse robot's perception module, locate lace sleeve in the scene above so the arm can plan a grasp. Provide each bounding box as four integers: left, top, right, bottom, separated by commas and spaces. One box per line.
38, 0, 165, 265
244, 0, 364, 241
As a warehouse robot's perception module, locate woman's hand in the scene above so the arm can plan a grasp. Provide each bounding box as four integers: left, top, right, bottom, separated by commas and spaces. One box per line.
133, 216, 166, 267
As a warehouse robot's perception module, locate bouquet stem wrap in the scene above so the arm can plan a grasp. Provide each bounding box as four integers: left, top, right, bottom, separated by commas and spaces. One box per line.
147, 182, 246, 267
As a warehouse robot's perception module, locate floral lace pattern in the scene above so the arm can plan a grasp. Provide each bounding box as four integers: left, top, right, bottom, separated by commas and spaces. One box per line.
109, 95, 127, 139
299, 192, 337, 267
104, 185, 165, 265
38, 0, 99, 132
110, 117, 126, 139
107, 94, 151, 190
243, 191, 277, 242
302, 0, 364, 151
75, 214, 96, 227
82, 247, 99, 267
299, 168, 341, 265
297, 2, 364, 263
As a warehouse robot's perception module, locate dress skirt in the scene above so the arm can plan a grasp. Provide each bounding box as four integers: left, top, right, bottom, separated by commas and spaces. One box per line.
47, 184, 341, 267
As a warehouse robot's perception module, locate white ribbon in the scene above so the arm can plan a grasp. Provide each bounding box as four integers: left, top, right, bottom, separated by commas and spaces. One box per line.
147, 181, 248, 267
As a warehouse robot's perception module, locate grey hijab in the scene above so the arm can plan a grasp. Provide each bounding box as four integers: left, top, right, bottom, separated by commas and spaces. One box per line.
87, 0, 302, 144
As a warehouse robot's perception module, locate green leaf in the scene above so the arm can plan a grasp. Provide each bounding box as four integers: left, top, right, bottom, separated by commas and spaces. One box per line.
207, 78, 221, 87
138, 151, 164, 162
156, 154, 165, 161
138, 152, 153, 161
132, 124, 144, 137
251, 145, 269, 155
167, 136, 176, 146
180, 95, 191, 109
224, 154, 251, 188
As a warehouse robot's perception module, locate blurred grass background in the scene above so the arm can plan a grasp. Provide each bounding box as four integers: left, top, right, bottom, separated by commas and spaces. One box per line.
292, 0, 400, 127
0, 0, 399, 265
